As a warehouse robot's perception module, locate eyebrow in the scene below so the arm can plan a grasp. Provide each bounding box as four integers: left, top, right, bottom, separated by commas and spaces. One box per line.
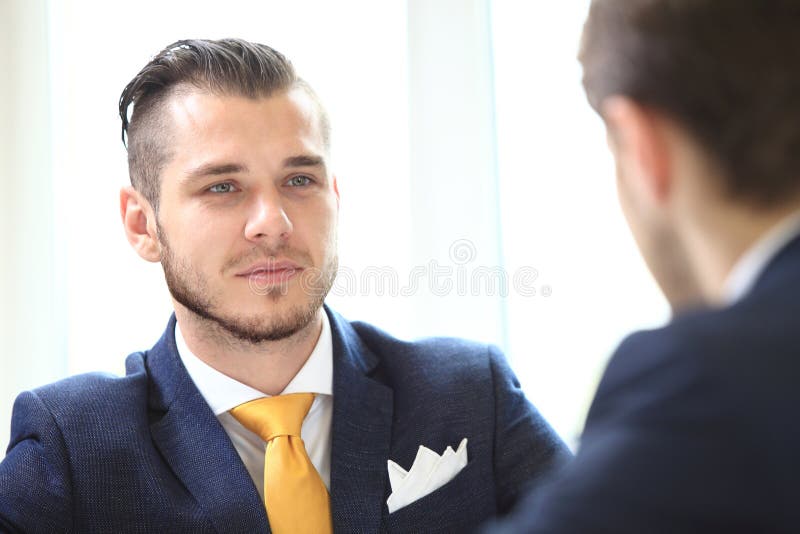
184, 162, 248, 182
283, 154, 325, 168
182, 154, 326, 183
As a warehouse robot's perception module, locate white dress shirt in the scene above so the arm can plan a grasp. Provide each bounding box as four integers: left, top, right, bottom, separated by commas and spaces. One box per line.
175, 312, 334, 498
723, 210, 800, 305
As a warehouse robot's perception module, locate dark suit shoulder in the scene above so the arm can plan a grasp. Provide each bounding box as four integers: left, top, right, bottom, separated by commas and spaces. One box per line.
675, 288, 800, 379
601, 292, 800, 414
487, 245, 800, 533
20, 357, 153, 461
31, 360, 149, 417
348, 320, 504, 396
494, 302, 800, 533
350, 320, 494, 366
583, 299, 800, 521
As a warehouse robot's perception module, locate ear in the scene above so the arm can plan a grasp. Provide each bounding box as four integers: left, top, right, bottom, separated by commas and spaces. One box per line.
602, 97, 672, 204
120, 186, 161, 262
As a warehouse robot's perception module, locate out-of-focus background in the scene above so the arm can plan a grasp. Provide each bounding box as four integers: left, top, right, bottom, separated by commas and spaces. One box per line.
0, 0, 668, 454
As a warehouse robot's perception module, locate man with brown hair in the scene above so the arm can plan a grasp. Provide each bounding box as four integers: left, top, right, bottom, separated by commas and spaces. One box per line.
0, 39, 568, 533
488, 1, 800, 532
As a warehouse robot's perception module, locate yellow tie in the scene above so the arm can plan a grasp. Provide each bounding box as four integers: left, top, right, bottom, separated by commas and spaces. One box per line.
230, 393, 332, 534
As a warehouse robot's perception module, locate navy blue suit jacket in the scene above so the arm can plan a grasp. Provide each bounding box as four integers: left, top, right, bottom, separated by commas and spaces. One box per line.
488, 237, 800, 533
0, 307, 567, 533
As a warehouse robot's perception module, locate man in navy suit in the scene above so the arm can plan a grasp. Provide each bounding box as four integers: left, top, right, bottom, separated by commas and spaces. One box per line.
0, 39, 567, 533
488, 1, 800, 532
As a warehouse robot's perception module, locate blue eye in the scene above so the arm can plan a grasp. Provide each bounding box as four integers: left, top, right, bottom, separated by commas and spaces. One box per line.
209, 182, 236, 193
287, 175, 313, 187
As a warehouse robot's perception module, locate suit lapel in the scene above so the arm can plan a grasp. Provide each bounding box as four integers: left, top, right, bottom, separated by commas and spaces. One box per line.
145, 316, 269, 534
326, 307, 394, 533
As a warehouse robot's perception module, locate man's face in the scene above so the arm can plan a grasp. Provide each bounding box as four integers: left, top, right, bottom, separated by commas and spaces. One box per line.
154, 87, 339, 342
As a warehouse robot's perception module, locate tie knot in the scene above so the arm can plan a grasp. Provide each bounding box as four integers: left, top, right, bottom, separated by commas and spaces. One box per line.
230, 393, 314, 442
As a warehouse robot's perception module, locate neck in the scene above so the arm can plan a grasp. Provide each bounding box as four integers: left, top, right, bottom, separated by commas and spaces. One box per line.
174, 305, 324, 395
682, 200, 800, 306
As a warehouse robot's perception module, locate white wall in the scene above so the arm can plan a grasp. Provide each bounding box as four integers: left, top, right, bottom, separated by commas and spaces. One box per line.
490, 0, 668, 444
0, 0, 66, 457
405, 0, 506, 344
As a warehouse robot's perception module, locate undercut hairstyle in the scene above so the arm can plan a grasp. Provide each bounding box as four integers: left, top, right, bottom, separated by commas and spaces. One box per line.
580, 0, 800, 207
118, 38, 330, 212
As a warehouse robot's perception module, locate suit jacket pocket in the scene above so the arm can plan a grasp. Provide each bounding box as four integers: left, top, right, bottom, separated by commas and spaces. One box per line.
384, 459, 496, 534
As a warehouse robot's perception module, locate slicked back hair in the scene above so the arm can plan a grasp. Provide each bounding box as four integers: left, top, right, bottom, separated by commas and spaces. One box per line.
580, 0, 800, 207
118, 38, 330, 212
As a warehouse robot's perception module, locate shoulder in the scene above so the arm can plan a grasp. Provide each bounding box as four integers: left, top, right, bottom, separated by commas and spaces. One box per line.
35, 354, 147, 401
519, 295, 800, 533
593, 296, 800, 427
16, 354, 151, 437
610, 291, 798, 379
349, 319, 506, 384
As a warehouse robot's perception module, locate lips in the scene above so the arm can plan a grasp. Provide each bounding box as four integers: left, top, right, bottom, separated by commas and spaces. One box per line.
236, 259, 301, 276
236, 259, 303, 285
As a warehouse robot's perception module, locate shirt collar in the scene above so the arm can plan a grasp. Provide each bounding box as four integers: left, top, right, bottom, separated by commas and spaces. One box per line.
723, 210, 800, 305
175, 311, 333, 415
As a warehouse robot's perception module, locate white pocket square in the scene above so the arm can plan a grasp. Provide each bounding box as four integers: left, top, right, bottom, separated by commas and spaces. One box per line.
386, 438, 468, 514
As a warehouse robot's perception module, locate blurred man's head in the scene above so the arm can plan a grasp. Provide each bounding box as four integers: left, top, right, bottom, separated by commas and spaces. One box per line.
580, 1, 800, 309
119, 39, 338, 344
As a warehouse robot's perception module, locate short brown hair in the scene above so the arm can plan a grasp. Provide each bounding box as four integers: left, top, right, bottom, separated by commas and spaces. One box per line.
118, 38, 329, 211
580, 0, 800, 206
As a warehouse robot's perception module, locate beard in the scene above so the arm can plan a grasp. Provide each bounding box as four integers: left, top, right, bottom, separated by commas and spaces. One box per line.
158, 228, 337, 344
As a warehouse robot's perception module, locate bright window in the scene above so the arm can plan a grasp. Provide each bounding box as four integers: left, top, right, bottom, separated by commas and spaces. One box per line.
490, 0, 668, 443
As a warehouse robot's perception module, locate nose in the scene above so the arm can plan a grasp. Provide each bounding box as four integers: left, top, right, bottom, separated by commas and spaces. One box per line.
244, 188, 293, 245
